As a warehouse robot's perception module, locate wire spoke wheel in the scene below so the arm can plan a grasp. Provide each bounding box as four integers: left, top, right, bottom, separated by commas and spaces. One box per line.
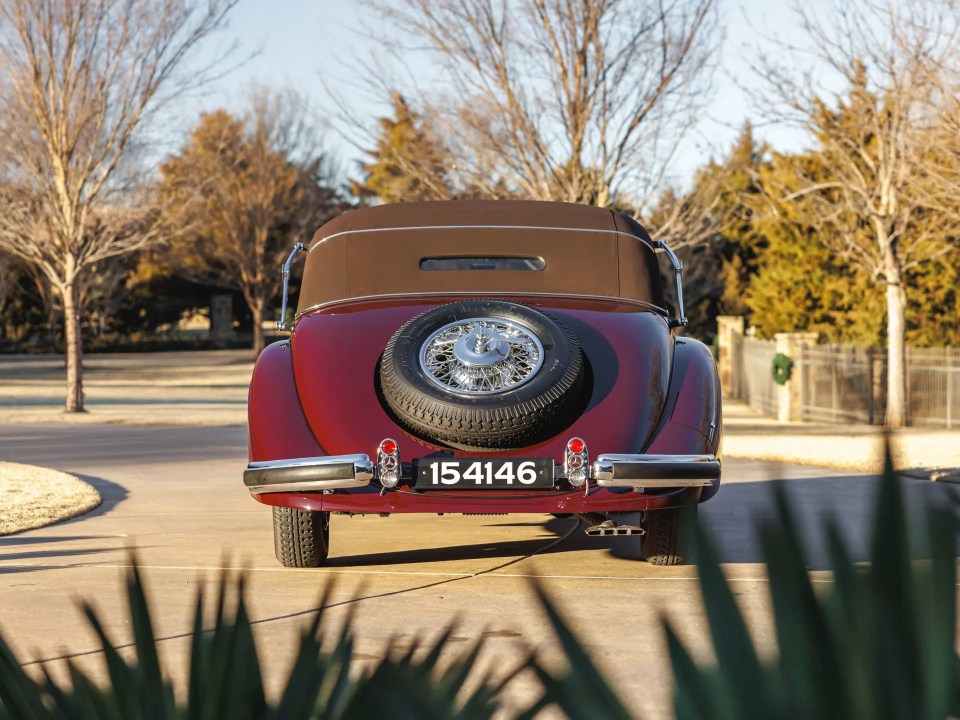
419, 318, 544, 395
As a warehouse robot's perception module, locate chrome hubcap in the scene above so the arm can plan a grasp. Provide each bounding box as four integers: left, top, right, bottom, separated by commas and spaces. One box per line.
419, 317, 543, 395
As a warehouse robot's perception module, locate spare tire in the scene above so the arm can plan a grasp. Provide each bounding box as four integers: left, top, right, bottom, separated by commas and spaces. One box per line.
380, 299, 585, 448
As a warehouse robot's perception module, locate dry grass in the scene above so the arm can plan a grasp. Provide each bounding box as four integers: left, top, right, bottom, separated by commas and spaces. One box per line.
0, 462, 101, 535
0, 351, 251, 426
723, 400, 960, 477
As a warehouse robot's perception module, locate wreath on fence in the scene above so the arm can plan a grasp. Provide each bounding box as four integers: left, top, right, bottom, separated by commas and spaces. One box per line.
772, 353, 794, 385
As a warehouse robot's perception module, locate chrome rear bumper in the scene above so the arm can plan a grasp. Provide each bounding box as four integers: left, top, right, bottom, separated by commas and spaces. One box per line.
244, 454, 374, 495
591, 454, 720, 488
244, 451, 719, 495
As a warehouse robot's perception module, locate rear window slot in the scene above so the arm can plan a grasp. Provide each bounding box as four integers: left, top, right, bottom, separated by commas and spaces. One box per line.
419, 256, 546, 271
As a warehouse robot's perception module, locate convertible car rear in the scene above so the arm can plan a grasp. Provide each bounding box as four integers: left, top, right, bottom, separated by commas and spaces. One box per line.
245, 201, 721, 566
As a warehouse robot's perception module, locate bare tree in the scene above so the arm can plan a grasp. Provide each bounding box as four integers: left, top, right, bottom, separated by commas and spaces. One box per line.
0, 0, 239, 412
158, 87, 342, 353
754, 0, 960, 426
357, 0, 718, 211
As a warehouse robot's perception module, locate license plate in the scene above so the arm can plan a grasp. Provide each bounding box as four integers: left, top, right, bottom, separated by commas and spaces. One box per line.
414, 458, 554, 490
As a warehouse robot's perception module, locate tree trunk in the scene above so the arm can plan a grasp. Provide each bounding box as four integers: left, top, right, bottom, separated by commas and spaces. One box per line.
62, 280, 85, 413
251, 301, 265, 355
885, 279, 907, 427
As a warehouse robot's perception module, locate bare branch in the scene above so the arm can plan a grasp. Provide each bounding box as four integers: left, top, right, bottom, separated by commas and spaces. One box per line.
348, 0, 718, 208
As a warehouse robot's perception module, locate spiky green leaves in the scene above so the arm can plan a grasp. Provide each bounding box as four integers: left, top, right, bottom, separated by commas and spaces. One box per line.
666, 446, 960, 720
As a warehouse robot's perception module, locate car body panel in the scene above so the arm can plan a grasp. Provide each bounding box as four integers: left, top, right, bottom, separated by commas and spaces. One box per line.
287, 295, 672, 463
247, 341, 324, 461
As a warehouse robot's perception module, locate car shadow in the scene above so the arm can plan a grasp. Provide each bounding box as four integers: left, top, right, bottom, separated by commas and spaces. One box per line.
327, 474, 958, 570
326, 516, 597, 567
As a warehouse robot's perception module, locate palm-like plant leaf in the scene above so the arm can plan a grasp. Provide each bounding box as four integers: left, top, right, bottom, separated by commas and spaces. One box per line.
0, 558, 520, 719
668, 443, 960, 720
523, 581, 633, 720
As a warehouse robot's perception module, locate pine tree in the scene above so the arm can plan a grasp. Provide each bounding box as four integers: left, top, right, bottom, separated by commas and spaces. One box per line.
350, 93, 452, 203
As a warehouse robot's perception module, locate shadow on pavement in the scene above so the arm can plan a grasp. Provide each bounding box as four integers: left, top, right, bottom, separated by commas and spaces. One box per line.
65, 474, 128, 523
2, 396, 246, 407
699, 473, 958, 568
0, 547, 118, 564
326, 516, 604, 567
325, 474, 957, 571
0, 425, 248, 467
0, 562, 116, 576
0, 535, 121, 546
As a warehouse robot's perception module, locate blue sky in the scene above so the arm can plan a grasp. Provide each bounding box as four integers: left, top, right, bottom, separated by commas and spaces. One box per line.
181, 0, 816, 190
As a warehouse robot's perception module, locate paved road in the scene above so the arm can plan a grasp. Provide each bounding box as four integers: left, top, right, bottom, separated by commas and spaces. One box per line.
0, 424, 943, 716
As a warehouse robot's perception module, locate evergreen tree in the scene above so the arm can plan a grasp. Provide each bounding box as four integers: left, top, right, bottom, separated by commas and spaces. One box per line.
350, 93, 452, 203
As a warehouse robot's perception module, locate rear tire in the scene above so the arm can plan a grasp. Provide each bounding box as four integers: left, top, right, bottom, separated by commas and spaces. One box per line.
642, 506, 697, 566
272, 507, 329, 567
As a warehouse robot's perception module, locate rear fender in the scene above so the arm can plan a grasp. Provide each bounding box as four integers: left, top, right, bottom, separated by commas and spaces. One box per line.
248, 341, 324, 462
645, 337, 722, 502
646, 337, 721, 455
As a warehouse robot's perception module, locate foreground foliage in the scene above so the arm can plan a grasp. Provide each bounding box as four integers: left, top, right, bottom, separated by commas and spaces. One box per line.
0, 451, 956, 718
666, 454, 960, 720
0, 569, 516, 719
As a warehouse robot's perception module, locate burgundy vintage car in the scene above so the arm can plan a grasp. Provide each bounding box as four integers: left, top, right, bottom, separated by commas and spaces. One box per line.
245, 201, 721, 566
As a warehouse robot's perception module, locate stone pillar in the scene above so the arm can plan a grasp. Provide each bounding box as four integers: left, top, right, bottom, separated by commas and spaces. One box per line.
774, 332, 819, 423
717, 316, 745, 399
209, 294, 235, 342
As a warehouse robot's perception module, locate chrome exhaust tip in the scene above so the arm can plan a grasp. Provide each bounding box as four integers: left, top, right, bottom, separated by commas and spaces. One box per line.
584, 520, 644, 537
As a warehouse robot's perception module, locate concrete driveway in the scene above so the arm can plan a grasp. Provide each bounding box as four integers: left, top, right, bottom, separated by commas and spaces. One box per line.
0, 423, 946, 717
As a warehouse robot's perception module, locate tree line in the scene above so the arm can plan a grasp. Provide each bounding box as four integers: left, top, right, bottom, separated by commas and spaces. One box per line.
348, 0, 960, 428
0, 0, 958, 428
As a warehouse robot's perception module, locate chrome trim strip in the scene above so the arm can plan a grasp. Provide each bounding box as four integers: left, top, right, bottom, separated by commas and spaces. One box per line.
305, 224, 657, 253
276, 242, 306, 332
654, 241, 687, 328
247, 454, 373, 473
594, 477, 716, 489
295, 291, 667, 321
248, 478, 370, 495
591, 453, 719, 487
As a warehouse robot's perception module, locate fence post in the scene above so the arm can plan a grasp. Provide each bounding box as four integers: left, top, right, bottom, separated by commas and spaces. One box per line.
949, 348, 956, 429
867, 346, 875, 425
717, 316, 745, 399
774, 332, 820, 423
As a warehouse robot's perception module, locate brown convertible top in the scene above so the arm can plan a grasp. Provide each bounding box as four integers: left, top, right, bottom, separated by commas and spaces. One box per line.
296, 200, 665, 313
